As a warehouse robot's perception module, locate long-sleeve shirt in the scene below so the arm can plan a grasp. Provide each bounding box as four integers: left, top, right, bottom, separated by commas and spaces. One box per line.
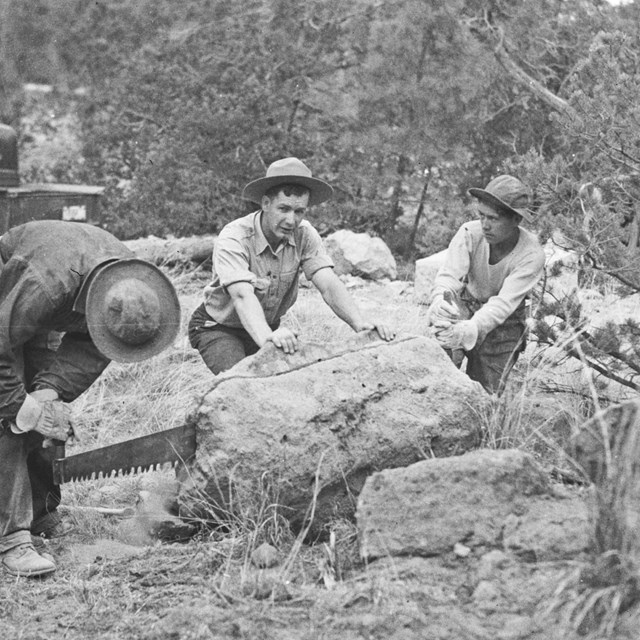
431, 220, 545, 341
0, 221, 134, 419
203, 211, 333, 328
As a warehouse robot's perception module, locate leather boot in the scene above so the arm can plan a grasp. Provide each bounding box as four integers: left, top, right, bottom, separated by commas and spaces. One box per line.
1, 543, 56, 577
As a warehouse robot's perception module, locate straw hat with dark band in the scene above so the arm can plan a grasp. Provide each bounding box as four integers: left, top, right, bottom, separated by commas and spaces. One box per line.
79, 259, 181, 363
468, 175, 534, 223
242, 157, 333, 207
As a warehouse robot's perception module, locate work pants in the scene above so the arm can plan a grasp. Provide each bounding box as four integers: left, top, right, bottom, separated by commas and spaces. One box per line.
454, 292, 527, 395
0, 335, 62, 553
464, 314, 526, 395
188, 303, 279, 375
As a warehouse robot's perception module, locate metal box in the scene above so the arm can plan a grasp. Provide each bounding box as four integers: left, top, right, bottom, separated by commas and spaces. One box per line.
0, 124, 105, 233
0, 183, 105, 233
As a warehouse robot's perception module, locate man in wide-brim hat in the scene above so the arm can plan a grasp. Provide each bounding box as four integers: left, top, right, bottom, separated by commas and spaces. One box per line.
189, 157, 395, 375
427, 175, 545, 395
0, 220, 180, 577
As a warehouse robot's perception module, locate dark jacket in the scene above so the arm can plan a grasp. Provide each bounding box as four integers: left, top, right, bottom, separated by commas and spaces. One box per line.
0, 221, 133, 418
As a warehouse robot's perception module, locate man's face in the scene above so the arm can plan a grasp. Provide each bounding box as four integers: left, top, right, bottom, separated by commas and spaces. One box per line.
261, 191, 310, 246
477, 202, 520, 246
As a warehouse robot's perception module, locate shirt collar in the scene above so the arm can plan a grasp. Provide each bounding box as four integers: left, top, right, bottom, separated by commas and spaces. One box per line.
253, 211, 297, 255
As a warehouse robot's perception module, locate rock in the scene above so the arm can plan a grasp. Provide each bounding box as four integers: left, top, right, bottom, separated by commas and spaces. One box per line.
502, 492, 591, 561
251, 543, 279, 569
242, 569, 292, 601
414, 250, 447, 304
357, 449, 550, 560
453, 542, 471, 558
324, 230, 397, 280
177, 332, 486, 534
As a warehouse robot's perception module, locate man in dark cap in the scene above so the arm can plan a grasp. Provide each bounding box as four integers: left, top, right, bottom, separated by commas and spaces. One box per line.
0, 220, 180, 577
427, 175, 545, 394
189, 157, 395, 374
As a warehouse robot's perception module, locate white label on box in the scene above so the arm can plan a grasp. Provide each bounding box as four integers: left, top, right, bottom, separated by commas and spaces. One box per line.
62, 205, 87, 221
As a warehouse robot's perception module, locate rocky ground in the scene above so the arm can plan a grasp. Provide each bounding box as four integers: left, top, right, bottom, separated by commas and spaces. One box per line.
1, 275, 637, 640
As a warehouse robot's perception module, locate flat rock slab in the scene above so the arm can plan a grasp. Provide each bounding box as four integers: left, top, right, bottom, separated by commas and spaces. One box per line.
177, 332, 487, 533
357, 449, 589, 560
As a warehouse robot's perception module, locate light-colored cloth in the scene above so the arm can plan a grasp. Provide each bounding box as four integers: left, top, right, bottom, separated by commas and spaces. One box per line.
431, 220, 545, 343
203, 211, 334, 328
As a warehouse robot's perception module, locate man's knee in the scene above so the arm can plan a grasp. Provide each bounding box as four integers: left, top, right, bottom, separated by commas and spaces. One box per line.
190, 326, 248, 375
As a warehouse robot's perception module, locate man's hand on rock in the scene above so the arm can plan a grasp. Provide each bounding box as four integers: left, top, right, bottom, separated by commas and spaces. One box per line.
356, 321, 396, 342
267, 327, 299, 354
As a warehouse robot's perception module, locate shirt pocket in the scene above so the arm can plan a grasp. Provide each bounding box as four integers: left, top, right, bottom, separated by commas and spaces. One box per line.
276, 268, 299, 299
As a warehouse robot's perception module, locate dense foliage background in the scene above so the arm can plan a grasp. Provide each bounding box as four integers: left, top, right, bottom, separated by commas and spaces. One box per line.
2, 0, 640, 290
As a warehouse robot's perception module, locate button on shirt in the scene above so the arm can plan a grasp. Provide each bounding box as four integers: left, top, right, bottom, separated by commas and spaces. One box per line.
203, 211, 334, 328
0, 221, 134, 418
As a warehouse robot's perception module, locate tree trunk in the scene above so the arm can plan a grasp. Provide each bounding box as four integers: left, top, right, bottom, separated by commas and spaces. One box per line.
383, 154, 410, 236
404, 169, 431, 260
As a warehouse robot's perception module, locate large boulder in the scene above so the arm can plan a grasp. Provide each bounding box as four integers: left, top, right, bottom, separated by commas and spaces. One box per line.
324, 230, 397, 280
177, 332, 486, 534
357, 449, 590, 561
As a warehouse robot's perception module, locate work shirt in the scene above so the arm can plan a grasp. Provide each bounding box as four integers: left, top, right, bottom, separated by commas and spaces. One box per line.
0, 220, 134, 419
203, 211, 333, 327
432, 220, 545, 342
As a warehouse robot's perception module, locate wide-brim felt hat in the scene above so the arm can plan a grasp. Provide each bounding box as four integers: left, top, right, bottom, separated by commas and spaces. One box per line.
82, 259, 181, 363
468, 175, 534, 223
242, 157, 333, 207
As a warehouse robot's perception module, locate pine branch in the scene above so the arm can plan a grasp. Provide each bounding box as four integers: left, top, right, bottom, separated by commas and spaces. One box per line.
562, 344, 640, 392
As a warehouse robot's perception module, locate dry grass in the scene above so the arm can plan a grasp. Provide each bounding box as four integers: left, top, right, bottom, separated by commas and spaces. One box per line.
6, 267, 639, 639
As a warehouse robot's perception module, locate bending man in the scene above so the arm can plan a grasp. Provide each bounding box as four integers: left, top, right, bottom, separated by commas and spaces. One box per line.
0, 220, 180, 577
428, 175, 545, 394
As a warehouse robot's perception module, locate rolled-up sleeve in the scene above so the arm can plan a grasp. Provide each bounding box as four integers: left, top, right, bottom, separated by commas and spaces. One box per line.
299, 223, 334, 280
213, 232, 257, 289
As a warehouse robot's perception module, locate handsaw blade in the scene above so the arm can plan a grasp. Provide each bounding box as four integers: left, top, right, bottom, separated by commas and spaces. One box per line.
52, 424, 196, 484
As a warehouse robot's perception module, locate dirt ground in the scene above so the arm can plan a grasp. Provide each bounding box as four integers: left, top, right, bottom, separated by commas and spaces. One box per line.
0, 522, 597, 640
2, 275, 638, 640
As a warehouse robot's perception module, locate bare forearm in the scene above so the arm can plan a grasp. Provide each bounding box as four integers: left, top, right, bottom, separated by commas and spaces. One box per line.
319, 282, 366, 331
232, 294, 274, 347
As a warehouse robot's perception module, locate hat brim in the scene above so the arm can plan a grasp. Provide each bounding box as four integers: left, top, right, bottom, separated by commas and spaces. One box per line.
468, 187, 534, 223
242, 175, 333, 207
85, 259, 181, 363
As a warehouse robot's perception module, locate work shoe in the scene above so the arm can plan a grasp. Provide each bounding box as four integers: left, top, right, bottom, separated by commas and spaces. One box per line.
1, 543, 56, 577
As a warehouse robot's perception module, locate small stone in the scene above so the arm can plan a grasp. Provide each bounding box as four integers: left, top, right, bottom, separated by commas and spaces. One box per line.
453, 542, 471, 558
250, 542, 279, 569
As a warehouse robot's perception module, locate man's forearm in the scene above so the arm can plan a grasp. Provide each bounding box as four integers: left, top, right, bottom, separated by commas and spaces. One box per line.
319, 282, 366, 331
232, 293, 275, 347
